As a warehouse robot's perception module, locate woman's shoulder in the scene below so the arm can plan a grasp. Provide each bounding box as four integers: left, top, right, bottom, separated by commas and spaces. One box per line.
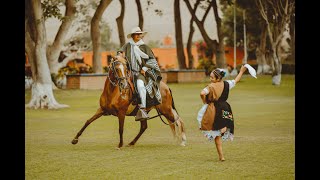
209, 81, 225, 89
206, 83, 216, 89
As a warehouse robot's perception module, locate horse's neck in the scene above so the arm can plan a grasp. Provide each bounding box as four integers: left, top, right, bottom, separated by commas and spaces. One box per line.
105, 80, 133, 99
106, 80, 119, 95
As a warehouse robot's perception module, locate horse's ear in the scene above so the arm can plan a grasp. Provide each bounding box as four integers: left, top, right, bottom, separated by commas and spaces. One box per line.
110, 57, 114, 64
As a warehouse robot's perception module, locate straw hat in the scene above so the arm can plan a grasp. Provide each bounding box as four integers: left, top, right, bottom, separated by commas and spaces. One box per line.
126, 27, 147, 39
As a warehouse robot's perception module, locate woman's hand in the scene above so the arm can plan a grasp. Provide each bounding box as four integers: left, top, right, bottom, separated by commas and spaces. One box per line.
240, 65, 247, 73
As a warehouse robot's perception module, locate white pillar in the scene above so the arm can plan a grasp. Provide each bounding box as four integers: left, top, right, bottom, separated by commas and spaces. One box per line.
231, 0, 238, 76
243, 10, 247, 64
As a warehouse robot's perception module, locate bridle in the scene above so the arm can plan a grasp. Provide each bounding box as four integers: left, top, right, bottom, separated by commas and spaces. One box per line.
107, 58, 132, 98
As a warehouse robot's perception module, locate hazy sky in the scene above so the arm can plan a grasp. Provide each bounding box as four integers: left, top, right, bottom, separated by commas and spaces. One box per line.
46, 0, 219, 45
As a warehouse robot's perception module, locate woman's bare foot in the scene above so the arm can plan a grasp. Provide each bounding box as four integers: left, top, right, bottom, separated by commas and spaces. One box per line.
219, 157, 225, 162
220, 127, 227, 134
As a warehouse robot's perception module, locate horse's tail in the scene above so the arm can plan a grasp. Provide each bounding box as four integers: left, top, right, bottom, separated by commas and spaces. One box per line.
169, 88, 186, 146
169, 88, 179, 116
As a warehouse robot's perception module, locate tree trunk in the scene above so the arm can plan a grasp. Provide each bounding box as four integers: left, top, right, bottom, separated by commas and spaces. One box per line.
256, 0, 295, 85
49, 51, 82, 73
135, 0, 144, 29
91, 0, 112, 73
289, 14, 295, 62
186, 0, 201, 69
212, 0, 226, 69
187, 17, 195, 69
183, 0, 217, 62
47, 0, 76, 75
25, 20, 36, 79
25, 0, 69, 109
174, 0, 187, 69
256, 24, 270, 74
266, 23, 283, 85
116, 0, 125, 46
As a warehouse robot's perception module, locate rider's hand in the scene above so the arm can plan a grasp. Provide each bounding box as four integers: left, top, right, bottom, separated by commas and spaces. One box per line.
140, 69, 146, 76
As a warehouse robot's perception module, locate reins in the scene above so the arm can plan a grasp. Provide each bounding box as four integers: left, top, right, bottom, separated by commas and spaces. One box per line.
144, 108, 177, 126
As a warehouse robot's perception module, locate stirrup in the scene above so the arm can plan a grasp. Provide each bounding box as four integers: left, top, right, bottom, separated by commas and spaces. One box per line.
135, 108, 149, 121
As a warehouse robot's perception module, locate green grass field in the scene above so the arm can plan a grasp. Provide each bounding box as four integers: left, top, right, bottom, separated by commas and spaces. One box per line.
25, 74, 295, 179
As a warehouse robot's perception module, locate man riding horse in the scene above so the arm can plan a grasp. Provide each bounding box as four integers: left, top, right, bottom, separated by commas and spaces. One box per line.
118, 27, 162, 121
71, 28, 187, 147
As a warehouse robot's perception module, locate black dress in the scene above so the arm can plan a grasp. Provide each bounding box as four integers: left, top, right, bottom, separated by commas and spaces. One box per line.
212, 81, 235, 135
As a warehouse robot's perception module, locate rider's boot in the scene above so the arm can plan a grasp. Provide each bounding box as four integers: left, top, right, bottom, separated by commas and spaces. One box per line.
135, 107, 149, 121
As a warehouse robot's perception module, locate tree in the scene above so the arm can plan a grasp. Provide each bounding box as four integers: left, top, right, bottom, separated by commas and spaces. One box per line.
66, 1, 117, 52
174, 0, 187, 69
46, 0, 77, 75
256, 0, 295, 85
25, 0, 70, 109
116, 0, 125, 46
212, 0, 226, 68
135, 0, 144, 29
186, 0, 201, 69
235, 0, 271, 74
184, 0, 218, 66
68, 22, 117, 51
222, 0, 269, 72
91, 0, 112, 74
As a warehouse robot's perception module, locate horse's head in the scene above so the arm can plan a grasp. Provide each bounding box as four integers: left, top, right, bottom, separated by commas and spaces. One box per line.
108, 55, 131, 98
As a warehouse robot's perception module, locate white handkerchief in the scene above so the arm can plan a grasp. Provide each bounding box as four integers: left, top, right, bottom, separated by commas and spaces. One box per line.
244, 64, 257, 78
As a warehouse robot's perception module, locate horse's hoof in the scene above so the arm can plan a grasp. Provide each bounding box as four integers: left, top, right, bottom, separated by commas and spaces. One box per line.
115, 147, 121, 150
180, 142, 186, 147
71, 139, 78, 144
126, 144, 134, 147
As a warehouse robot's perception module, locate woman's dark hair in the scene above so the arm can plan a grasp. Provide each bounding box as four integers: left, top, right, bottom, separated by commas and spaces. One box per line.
212, 69, 226, 80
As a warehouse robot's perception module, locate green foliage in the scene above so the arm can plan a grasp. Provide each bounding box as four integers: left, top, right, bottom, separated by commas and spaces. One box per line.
194, 40, 215, 75
221, 0, 262, 47
146, 0, 163, 17
197, 58, 216, 76
194, 40, 213, 59
67, 22, 118, 51
41, 0, 64, 21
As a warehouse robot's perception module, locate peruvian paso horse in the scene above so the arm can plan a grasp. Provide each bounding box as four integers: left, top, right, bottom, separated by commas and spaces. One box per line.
71, 55, 187, 149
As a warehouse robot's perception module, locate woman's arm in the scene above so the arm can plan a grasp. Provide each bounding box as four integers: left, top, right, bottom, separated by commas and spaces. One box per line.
234, 65, 248, 83
200, 87, 209, 104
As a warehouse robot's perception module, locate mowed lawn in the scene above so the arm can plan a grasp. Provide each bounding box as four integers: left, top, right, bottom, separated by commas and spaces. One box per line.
25, 74, 295, 179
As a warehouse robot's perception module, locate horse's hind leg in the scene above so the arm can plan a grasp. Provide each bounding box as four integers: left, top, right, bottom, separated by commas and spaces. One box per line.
174, 113, 187, 146
127, 119, 148, 146
71, 108, 104, 144
159, 107, 187, 146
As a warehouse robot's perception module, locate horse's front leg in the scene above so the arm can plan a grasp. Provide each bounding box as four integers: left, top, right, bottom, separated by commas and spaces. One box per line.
71, 108, 104, 145
117, 112, 126, 149
127, 119, 148, 146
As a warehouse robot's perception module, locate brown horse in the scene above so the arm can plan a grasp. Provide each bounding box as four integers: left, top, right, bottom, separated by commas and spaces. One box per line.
71, 56, 187, 149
